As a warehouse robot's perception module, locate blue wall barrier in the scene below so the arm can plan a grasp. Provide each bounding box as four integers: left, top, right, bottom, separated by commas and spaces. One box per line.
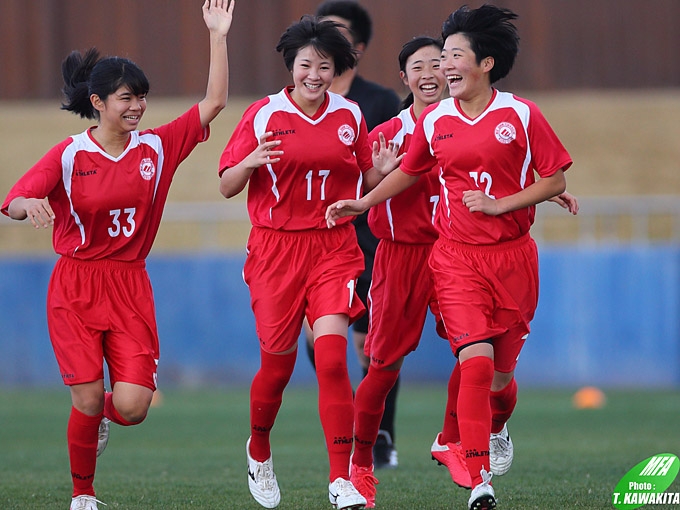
1, 245, 678, 388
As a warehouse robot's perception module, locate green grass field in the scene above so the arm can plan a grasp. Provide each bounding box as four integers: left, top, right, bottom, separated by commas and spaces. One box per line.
1, 385, 679, 509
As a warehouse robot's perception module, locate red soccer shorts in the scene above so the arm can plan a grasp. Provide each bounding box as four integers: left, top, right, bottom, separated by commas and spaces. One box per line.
429, 233, 539, 373
47, 256, 160, 390
364, 240, 444, 368
243, 224, 365, 353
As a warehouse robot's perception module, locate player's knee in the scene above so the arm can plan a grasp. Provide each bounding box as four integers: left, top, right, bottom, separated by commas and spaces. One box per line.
116, 403, 148, 425
73, 394, 105, 416
70, 385, 105, 415
491, 370, 514, 392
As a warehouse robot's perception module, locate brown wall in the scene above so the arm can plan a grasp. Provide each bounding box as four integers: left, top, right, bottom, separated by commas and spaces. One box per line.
1, 0, 679, 100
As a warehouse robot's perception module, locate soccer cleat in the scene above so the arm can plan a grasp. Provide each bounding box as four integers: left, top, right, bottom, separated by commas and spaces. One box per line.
430, 432, 472, 489
70, 495, 105, 510
350, 462, 379, 508
468, 468, 496, 510
246, 437, 281, 508
489, 423, 514, 475
328, 477, 367, 509
96, 418, 110, 458
373, 430, 398, 469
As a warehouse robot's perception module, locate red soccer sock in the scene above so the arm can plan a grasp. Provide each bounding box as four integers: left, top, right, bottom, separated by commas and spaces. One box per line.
314, 334, 354, 482
490, 377, 517, 434
68, 407, 102, 497
353, 366, 400, 467
249, 348, 297, 462
103, 391, 144, 426
458, 356, 494, 487
441, 362, 461, 444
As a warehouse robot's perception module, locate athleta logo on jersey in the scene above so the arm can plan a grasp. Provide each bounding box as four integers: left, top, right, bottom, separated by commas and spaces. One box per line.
75, 169, 97, 177
435, 133, 455, 142
495, 122, 516, 144
272, 128, 295, 136
139, 157, 155, 180
337, 124, 355, 146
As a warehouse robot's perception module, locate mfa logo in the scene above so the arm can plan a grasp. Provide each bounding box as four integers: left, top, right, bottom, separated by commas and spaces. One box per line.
612, 453, 679, 509
337, 124, 355, 146
139, 158, 155, 180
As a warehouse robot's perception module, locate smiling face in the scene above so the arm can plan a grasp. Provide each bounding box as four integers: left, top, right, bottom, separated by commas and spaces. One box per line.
401, 45, 446, 110
289, 45, 336, 114
94, 85, 147, 133
440, 33, 492, 101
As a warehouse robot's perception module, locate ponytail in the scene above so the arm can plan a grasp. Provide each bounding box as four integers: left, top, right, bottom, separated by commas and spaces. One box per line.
60, 48, 100, 119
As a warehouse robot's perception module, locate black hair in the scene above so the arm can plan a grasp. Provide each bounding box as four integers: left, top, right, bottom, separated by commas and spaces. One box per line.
276, 15, 357, 77
315, 0, 372, 47
398, 36, 443, 109
441, 4, 519, 84
60, 48, 150, 120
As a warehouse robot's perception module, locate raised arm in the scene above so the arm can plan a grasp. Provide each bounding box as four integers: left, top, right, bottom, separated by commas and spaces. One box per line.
198, 0, 235, 128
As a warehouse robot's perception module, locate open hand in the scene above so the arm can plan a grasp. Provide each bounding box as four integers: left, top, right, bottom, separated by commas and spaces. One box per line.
244, 132, 284, 169
372, 132, 404, 176
203, 0, 235, 36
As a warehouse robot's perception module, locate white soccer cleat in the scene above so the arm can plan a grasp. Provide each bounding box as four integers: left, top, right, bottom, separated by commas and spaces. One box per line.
468, 468, 496, 510
70, 495, 105, 510
246, 437, 281, 508
489, 423, 513, 475
96, 418, 110, 458
328, 477, 367, 509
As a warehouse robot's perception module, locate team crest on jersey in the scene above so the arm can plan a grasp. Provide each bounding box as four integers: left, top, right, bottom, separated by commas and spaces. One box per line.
337, 124, 355, 146
139, 158, 155, 180
494, 122, 516, 144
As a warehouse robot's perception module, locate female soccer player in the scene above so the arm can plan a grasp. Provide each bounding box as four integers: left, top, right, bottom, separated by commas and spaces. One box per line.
346, 36, 447, 508
1, 2, 235, 509
326, 6, 575, 509
218, 15, 393, 510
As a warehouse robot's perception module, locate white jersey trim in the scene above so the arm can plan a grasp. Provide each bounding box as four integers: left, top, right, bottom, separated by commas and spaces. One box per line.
251, 88, 365, 206
61, 129, 166, 253
386, 108, 416, 240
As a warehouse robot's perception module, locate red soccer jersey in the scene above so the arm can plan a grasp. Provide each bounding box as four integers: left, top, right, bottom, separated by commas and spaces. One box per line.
400, 90, 573, 244
219, 87, 373, 231
367, 106, 440, 244
2, 105, 208, 260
